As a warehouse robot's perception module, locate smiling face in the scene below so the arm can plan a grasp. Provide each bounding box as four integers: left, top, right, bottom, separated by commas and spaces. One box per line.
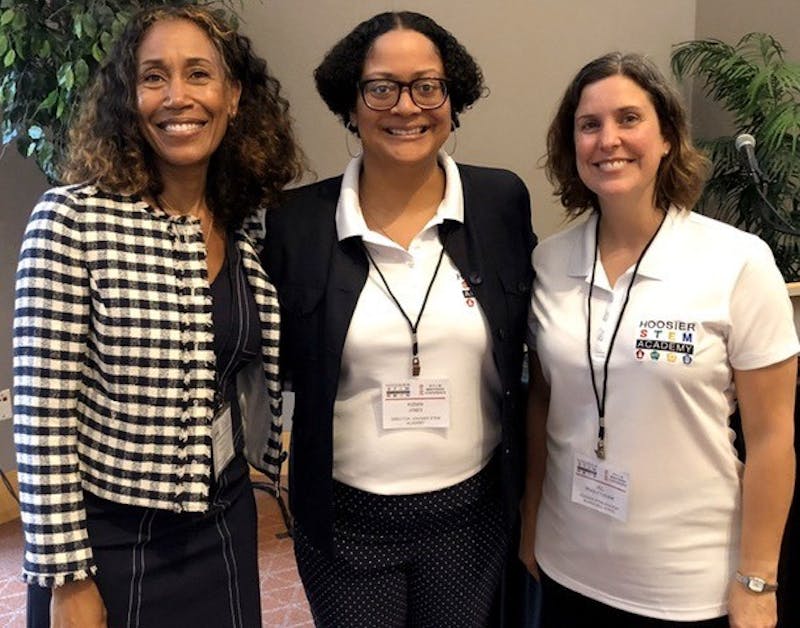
136, 18, 241, 179
573, 74, 670, 211
353, 28, 451, 171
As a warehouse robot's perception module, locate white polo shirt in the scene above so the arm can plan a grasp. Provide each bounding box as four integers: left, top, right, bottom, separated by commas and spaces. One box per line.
332, 153, 502, 494
529, 207, 799, 620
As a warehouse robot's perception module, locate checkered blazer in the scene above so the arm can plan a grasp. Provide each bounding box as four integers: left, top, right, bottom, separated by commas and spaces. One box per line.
13, 184, 282, 586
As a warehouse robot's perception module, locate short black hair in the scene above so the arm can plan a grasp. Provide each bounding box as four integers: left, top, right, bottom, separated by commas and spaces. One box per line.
314, 11, 485, 130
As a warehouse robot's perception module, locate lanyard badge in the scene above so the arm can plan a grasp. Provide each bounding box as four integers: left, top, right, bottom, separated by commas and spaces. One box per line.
586, 213, 665, 459
363, 237, 452, 430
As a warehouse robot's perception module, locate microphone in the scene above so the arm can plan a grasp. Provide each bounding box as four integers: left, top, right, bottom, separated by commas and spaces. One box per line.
733, 133, 800, 237
735, 133, 762, 182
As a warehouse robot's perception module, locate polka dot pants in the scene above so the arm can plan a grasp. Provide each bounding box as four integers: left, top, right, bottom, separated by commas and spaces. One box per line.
294, 460, 509, 627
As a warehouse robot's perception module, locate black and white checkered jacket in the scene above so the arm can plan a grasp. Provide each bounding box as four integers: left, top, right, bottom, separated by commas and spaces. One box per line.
13, 184, 282, 586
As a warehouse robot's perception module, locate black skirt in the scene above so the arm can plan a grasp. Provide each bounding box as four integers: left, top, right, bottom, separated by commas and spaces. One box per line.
28, 458, 261, 628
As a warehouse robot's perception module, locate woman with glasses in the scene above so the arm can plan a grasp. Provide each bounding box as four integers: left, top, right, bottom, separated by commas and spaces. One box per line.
263, 11, 535, 627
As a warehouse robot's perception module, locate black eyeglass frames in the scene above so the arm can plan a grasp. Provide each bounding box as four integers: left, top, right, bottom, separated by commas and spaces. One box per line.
358, 78, 450, 111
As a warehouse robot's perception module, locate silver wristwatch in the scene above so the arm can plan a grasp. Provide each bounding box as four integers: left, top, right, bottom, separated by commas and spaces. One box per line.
735, 572, 778, 593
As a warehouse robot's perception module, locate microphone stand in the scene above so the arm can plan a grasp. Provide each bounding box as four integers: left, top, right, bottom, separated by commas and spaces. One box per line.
742, 164, 800, 238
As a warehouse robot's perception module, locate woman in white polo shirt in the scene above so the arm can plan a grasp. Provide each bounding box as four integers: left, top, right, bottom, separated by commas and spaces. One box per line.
521, 52, 798, 627
264, 11, 535, 627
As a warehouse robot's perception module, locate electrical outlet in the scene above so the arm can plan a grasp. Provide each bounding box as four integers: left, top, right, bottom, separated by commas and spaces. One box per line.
0, 389, 11, 421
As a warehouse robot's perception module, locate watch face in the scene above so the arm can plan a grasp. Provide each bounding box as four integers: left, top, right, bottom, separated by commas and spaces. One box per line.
747, 577, 766, 592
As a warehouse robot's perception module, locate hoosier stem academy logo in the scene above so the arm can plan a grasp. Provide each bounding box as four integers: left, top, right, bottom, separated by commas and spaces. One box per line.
635, 319, 696, 365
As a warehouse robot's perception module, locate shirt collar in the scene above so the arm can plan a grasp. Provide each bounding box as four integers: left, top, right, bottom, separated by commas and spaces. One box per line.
567, 206, 680, 283
335, 151, 464, 242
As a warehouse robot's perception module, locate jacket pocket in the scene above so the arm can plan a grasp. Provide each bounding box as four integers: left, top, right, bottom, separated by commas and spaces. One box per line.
277, 283, 325, 372
499, 269, 533, 341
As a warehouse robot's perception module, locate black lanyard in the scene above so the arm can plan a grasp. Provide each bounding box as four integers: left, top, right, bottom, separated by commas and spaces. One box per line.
586, 212, 665, 459
362, 238, 447, 377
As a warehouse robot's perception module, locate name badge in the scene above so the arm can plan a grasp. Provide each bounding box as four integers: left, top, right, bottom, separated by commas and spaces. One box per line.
211, 402, 235, 480
381, 379, 450, 429
570, 452, 630, 522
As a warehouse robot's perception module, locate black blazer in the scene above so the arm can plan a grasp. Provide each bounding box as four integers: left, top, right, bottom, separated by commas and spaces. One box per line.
263, 163, 536, 554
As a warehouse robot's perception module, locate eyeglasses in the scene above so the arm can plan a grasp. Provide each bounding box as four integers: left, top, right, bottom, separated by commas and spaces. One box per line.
358, 78, 450, 111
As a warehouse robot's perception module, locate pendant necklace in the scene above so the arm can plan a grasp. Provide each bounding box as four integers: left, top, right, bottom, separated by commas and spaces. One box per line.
158, 195, 215, 247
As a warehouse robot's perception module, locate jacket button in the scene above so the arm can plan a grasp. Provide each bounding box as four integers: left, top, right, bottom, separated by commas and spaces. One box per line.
498, 328, 506, 340
517, 281, 527, 292
468, 272, 482, 286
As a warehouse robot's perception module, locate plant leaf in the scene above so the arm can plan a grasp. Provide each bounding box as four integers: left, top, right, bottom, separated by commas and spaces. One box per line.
0, 8, 14, 27
74, 59, 89, 87
57, 63, 74, 90
10, 7, 24, 31
82, 13, 97, 39
40, 89, 58, 110
100, 31, 113, 52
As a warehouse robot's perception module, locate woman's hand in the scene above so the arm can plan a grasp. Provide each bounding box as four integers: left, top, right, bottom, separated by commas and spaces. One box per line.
727, 584, 777, 628
520, 351, 550, 580
50, 578, 107, 628
518, 495, 539, 579
730, 356, 796, 628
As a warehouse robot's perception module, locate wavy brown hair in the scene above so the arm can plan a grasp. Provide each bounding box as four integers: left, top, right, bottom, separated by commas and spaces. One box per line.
61, 4, 305, 226
546, 52, 710, 218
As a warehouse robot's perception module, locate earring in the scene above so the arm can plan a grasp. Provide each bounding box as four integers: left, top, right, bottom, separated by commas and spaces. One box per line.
444, 127, 458, 156
345, 125, 362, 158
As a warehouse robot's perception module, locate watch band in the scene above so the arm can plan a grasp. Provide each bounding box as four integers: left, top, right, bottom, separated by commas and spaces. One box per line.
735, 572, 778, 593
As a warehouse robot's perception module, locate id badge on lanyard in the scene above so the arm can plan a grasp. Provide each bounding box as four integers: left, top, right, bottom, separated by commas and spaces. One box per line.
211, 401, 235, 480
364, 238, 453, 430
381, 379, 451, 429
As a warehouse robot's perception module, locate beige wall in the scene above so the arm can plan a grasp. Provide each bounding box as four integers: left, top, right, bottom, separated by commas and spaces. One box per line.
696, 0, 799, 50
0, 147, 46, 469
0, 1, 701, 469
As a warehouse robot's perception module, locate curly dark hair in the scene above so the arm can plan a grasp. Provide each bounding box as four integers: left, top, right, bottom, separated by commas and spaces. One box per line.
546, 51, 710, 218
314, 11, 485, 130
61, 4, 305, 226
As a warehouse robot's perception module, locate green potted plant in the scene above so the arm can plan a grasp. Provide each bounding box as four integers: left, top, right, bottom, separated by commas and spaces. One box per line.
0, 0, 240, 182
671, 32, 800, 282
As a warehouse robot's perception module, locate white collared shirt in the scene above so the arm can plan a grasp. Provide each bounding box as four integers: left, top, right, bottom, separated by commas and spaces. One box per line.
528, 207, 799, 619
331, 153, 502, 494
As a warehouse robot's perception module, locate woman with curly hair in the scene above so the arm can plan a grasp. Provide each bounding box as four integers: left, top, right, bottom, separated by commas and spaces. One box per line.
263, 11, 535, 627
14, 5, 303, 627
521, 52, 797, 627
